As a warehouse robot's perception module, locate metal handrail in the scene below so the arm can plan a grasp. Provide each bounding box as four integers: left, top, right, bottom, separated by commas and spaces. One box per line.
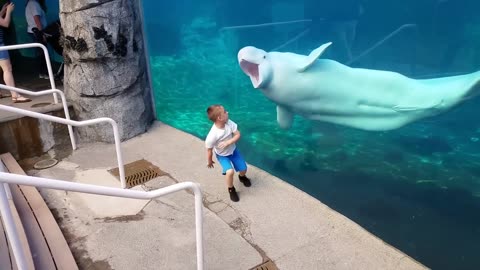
0, 170, 205, 270
0, 43, 57, 103
272, 28, 310, 51
347, 24, 418, 65
0, 161, 28, 269
220, 19, 312, 31
0, 104, 126, 188
0, 84, 76, 150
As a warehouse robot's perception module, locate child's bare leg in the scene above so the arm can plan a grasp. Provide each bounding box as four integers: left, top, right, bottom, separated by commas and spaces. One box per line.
225, 169, 234, 188
238, 170, 251, 187
238, 170, 247, 177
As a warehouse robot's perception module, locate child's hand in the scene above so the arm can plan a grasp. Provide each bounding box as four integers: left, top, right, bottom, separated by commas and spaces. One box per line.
207, 161, 215, 168
218, 140, 231, 149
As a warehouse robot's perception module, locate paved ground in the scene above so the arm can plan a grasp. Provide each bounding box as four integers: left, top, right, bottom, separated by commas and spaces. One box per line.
24, 121, 428, 270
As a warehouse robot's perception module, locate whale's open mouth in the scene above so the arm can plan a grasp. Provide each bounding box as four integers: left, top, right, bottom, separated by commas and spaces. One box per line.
240, 59, 260, 88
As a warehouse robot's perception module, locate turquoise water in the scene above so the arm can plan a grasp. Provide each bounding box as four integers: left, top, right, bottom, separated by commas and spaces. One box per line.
143, 1, 480, 269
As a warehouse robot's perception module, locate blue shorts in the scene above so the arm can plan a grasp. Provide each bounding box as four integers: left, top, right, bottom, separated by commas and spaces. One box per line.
0, 44, 9, 60
216, 148, 247, 175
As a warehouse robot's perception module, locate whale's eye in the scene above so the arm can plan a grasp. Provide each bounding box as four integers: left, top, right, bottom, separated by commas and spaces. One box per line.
263, 55, 266, 59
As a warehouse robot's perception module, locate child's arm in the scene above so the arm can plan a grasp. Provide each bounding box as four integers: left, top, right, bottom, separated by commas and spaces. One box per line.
206, 148, 215, 168
218, 130, 241, 149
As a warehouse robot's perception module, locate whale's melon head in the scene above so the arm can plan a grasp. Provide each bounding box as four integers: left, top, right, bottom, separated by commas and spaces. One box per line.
238, 46, 273, 89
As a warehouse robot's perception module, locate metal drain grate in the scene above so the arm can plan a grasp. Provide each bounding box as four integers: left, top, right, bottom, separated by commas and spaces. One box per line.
108, 159, 168, 188
250, 260, 278, 270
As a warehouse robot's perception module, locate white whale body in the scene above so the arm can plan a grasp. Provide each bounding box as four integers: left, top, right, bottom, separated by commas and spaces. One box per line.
237, 42, 480, 131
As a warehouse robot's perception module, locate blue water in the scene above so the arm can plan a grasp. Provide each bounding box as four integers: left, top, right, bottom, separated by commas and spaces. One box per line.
142, 1, 480, 269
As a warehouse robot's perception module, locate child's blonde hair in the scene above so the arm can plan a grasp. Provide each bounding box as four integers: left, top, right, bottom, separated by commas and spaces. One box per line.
206, 104, 223, 122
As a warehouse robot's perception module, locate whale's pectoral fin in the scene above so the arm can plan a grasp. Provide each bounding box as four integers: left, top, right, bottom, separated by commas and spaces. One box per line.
297, 42, 333, 73
392, 102, 444, 112
277, 105, 293, 129
392, 98, 445, 112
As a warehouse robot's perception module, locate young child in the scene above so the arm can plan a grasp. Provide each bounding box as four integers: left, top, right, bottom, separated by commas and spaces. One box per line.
205, 104, 251, 202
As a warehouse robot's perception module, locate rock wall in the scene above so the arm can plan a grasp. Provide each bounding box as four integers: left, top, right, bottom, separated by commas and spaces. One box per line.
60, 0, 154, 142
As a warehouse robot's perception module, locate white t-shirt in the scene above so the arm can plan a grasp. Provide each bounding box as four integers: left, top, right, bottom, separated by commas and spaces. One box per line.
26, 0, 47, 33
205, 120, 238, 156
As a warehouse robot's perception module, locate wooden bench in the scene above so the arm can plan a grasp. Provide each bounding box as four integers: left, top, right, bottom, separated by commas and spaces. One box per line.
0, 153, 78, 270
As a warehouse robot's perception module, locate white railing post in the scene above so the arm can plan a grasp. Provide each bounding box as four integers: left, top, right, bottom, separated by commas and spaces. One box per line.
0, 166, 27, 270
0, 161, 11, 199
191, 183, 205, 270
0, 185, 27, 269
107, 119, 126, 188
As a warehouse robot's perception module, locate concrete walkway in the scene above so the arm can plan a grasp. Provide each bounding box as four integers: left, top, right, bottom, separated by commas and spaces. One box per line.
29, 121, 428, 270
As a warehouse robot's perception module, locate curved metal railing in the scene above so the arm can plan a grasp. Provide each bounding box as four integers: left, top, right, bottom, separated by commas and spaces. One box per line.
219, 19, 312, 31
0, 84, 76, 150
0, 43, 58, 102
347, 24, 418, 65
0, 166, 204, 270
0, 104, 126, 188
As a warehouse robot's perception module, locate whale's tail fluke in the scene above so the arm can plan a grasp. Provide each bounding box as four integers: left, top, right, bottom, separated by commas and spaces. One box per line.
420, 70, 480, 109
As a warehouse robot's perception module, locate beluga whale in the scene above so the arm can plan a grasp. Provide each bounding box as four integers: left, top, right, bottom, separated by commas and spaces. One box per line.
237, 42, 480, 131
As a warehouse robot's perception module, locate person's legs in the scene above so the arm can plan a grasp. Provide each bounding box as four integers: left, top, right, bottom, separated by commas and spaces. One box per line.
225, 169, 234, 188
230, 149, 251, 187
0, 59, 15, 87
216, 154, 239, 202
29, 32, 49, 79
0, 59, 31, 103
225, 169, 239, 202
0, 49, 11, 98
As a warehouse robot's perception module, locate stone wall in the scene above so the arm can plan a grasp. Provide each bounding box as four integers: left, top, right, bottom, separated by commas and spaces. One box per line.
60, 0, 154, 142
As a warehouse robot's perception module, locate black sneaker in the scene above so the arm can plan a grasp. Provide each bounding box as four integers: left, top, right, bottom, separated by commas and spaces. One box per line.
228, 187, 239, 202
238, 175, 251, 187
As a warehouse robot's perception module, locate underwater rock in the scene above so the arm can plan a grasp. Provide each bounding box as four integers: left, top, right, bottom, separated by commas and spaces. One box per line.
393, 135, 452, 156
383, 149, 405, 163
272, 159, 289, 174
299, 153, 319, 172
328, 150, 349, 162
